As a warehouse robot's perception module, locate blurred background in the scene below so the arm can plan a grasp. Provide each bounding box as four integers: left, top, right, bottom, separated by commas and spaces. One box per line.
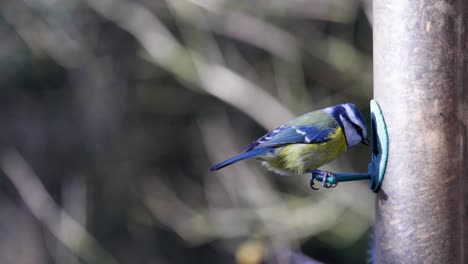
0, 0, 373, 263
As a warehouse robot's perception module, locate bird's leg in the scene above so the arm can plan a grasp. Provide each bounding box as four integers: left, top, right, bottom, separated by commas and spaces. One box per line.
306, 170, 338, 189
309, 173, 319, 190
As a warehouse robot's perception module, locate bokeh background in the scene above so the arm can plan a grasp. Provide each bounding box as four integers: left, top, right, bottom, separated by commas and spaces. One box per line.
0, 0, 373, 263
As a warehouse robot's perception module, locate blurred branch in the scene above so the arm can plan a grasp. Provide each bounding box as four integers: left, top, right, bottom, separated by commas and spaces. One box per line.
189, 0, 359, 23
169, 0, 371, 105
140, 175, 217, 244
210, 12, 299, 61
171, 0, 301, 61
247, 0, 360, 22
167, 0, 310, 112
0, 150, 118, 264
1, 1, 87, 67
193, 57, 295, 128
85, 0, 294, 130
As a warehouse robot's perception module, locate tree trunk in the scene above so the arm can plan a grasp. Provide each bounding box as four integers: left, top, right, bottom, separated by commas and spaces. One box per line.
373, 0, 468, 262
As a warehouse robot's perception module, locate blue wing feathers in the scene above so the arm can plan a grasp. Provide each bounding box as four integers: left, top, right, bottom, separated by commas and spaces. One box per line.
242, 125, 288, 152
209, 148, 272, 171
212, 123, 337, 171
243, 125, 335, 151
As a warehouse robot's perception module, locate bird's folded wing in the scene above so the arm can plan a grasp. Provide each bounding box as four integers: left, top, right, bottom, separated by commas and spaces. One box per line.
242, 125, 335, 151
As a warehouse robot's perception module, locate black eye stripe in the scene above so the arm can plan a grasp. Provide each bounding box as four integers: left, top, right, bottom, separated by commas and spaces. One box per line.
342, 115, 364, 136
353, 124, 364, 137
352, 122, 362, 131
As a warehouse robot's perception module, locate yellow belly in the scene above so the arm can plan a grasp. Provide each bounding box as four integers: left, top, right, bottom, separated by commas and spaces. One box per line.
260, 127, 347, 175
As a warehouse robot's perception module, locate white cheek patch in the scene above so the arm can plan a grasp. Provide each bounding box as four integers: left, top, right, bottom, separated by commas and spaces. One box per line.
343, 104, 360, 124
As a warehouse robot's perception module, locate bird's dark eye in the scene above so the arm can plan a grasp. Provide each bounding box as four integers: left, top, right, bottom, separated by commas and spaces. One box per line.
351, 123, 365, 139
351, 123, 363, 133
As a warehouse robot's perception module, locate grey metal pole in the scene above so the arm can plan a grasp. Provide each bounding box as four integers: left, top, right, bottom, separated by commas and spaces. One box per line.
373, 1, 467, 263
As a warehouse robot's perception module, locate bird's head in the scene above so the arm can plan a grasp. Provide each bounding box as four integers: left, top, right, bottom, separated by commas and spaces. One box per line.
323, 103, 368, 148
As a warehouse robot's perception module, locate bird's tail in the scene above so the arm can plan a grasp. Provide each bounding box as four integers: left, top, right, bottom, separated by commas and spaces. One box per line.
209, 148, 271, 171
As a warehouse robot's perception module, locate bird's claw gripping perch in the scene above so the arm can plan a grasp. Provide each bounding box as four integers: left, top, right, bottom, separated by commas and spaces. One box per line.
309, 175, 318, 190
308, 170, 338, 190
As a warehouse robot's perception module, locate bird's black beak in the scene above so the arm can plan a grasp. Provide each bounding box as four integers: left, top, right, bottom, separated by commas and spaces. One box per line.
362, 137, 369, 145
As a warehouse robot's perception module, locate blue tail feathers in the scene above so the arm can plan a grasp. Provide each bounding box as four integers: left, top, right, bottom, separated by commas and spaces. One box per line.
209, 148, 271, 171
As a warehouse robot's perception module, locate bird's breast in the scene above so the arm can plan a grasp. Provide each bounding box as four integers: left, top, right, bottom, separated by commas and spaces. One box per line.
261, 127, 347, 175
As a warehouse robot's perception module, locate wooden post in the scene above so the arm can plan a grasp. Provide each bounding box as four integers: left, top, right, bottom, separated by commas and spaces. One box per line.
373, 1, 467, 263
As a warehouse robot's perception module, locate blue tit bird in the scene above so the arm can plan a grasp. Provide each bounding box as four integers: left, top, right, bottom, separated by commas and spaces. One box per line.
209, 103, 369, 188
